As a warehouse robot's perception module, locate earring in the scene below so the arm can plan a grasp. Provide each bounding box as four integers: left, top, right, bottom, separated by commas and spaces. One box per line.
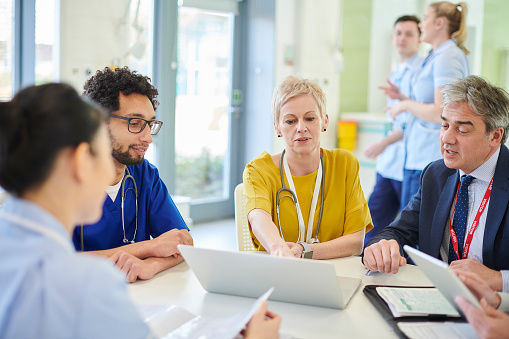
323, 128, 327, 132
277, 134, 282, 138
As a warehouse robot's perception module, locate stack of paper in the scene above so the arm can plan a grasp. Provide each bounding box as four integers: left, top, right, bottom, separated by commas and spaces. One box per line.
376, 287, 460, 317
137, 288, 292, 339
397, 322, 477, 339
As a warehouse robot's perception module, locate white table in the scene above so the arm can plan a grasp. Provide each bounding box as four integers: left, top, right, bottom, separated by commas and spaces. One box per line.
128, 256, 433, 339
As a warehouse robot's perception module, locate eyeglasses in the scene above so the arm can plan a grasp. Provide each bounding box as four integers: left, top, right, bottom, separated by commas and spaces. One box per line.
110, 114, 163, 135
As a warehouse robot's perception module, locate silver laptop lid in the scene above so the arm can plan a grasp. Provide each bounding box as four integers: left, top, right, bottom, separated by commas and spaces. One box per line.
178, 245, 361, 309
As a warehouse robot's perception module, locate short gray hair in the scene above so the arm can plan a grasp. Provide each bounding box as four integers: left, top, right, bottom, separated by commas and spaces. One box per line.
442, 75, 509, 144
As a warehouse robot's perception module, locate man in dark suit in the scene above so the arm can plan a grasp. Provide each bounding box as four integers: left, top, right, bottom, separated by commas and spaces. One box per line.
363, 75, 509, 293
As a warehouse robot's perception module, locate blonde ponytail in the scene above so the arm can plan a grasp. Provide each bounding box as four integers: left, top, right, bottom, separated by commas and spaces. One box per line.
431, 1, 469, 55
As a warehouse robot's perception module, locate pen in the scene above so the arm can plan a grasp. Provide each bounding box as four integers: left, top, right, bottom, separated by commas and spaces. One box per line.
365, 269, 371, 276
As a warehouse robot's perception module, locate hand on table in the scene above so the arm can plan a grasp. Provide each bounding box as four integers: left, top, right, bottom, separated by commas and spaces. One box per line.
150, 229, 191, 258
450, 258, 503, 291
270, 242, 299, 258
363, 239, 407, 274
243, 300, 281, 339
286, 242, 303, 258
109, 251, 159, 283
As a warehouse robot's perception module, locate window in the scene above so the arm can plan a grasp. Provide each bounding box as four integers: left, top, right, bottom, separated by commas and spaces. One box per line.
175, 7, 235, 200
35, 0, 57, 85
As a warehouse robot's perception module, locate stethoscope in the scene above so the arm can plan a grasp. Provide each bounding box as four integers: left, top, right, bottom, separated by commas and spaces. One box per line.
120, 167, 138, 244
80, 167, 138, 251
276, 149, 324, 244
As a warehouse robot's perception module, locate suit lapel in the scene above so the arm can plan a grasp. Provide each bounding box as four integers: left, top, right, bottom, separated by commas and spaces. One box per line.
430, 170, 459, 256
483, 146, 509, 267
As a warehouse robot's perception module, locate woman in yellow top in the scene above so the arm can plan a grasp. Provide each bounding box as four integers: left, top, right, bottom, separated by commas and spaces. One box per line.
243, 76, 373, 259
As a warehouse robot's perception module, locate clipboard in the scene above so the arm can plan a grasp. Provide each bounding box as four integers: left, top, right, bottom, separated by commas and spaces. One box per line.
363, 285, 467, 339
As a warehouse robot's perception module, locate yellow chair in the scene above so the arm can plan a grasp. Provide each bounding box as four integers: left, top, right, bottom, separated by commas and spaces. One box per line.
234, 183, 256, 251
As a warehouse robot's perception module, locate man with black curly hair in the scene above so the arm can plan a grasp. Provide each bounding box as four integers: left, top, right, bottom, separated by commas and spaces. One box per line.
73, 66, 193, 282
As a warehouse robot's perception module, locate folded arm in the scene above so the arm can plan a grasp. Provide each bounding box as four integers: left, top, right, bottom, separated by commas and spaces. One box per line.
109, 251, 186, 283
83, 229, 193, 259
106, 230, 193, 283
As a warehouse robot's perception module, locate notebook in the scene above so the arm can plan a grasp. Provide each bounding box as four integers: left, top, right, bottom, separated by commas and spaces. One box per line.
178, 245, 361, 309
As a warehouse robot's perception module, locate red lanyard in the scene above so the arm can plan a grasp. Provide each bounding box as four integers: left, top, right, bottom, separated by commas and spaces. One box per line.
449, 176, 493, 260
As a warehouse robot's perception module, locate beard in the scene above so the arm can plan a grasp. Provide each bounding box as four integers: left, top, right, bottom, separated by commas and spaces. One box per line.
111, 141, 145, 165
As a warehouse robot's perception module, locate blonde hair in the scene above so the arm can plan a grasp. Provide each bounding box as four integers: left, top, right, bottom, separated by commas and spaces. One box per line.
271, 76, 326, 126
430, 1, 469, 55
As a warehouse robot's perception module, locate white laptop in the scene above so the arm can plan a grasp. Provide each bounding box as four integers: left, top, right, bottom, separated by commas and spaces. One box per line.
178, 245, 361, 309
404, 245, 483, 313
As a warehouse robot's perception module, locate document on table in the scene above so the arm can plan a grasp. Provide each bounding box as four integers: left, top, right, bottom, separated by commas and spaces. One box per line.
397, 322, 477, 339
137, 287, 292, 339
376, 287, 460, 317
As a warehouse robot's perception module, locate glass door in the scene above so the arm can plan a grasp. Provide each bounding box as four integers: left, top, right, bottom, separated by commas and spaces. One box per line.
175, 6, 237, 221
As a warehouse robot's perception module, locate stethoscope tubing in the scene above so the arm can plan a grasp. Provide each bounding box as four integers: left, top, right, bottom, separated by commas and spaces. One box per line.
120, 167, 138, 244
80, 167, 139, 251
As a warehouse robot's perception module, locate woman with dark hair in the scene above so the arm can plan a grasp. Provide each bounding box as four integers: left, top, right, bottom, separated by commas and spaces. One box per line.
0, 84, 280, 338
0, 83, 149, 338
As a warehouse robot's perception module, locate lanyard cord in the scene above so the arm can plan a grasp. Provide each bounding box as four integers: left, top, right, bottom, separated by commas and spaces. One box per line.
279, 150, 324, 243
0, 212, 74, 255
449, 176, 493, 260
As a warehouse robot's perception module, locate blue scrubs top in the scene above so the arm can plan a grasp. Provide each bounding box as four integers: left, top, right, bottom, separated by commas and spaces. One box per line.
377, 53, 424, 181
73, 159, 189, 251
404, 39, 470, 171
0, 197, 150, 339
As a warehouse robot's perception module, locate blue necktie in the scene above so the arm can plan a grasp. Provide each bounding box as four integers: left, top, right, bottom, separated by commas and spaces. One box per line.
449, 175, 474, 263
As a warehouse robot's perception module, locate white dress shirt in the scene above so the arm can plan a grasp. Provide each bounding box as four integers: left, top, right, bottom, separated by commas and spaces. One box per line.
440, 147, 509, 292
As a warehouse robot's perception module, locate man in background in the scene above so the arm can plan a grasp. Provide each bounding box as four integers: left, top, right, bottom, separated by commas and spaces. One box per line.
364, 15, 423, 246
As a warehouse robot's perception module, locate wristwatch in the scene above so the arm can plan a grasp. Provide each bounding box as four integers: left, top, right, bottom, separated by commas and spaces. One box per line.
297, 241, 313, 259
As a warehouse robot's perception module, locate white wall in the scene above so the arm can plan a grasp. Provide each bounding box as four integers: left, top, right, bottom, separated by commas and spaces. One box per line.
59, 0, 131, 91
273, 0, 342, 153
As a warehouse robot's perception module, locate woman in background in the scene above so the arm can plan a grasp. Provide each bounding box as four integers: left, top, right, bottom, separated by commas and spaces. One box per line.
383, 1, 470, 209
0, 84, 280, 339
244, 76, 372, 259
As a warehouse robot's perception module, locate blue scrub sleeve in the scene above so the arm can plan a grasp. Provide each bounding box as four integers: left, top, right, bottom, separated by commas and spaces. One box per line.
76, 260, 151, 338
146, 168, 189, 238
